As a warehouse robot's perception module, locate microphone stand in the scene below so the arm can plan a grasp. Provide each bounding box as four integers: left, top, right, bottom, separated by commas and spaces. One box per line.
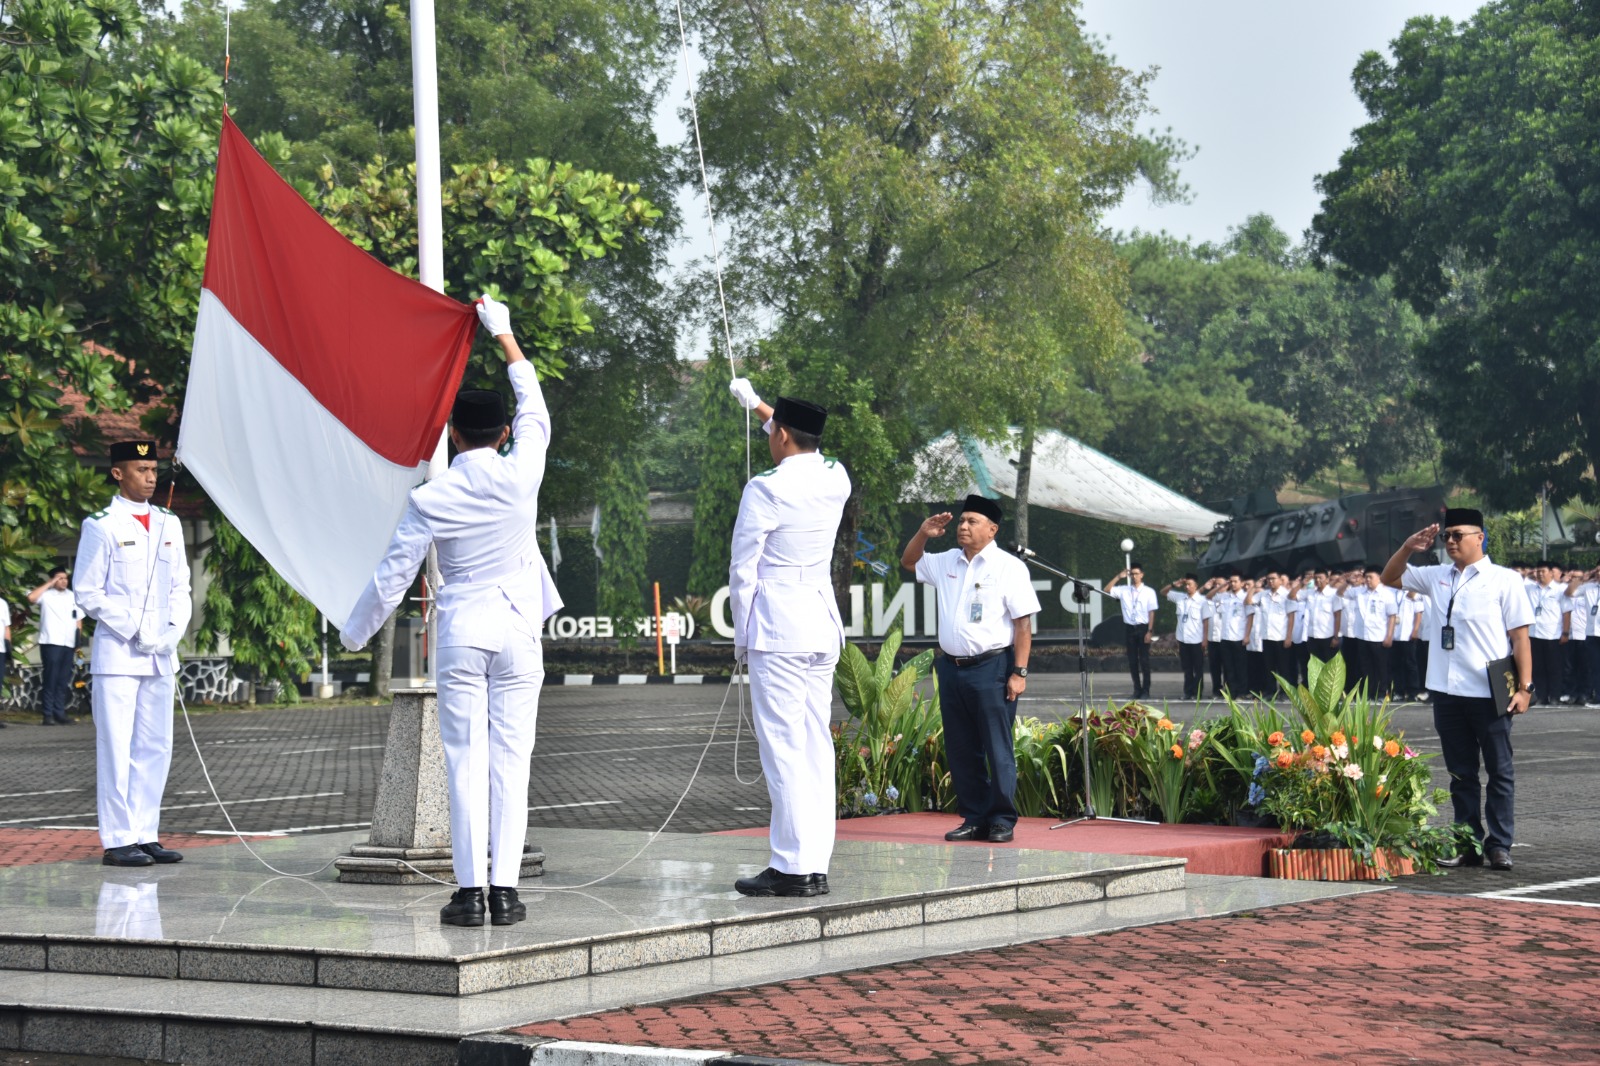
1008, 547, 1154, 829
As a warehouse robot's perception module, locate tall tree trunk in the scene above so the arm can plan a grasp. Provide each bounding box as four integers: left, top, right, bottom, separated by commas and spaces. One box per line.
372, 612, 397, 698
1015, 424, 1036, 548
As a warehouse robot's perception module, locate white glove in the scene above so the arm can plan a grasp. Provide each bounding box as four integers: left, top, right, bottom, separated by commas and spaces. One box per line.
136, 629, 179, 657
734, 645, 748, 665
476, 295, 513, 338
728, 377, 762, 411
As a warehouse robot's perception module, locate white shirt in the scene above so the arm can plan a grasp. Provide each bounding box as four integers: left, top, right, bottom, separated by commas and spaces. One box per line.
36, 587, 81, 647
1261, 588, 1290, 642
1213, 589, 1247, 641
1564, 593, 1587, 642
1399, 594, 1427, 642
728, 451, 852, 654
1526, 581, 1569, 641
1402, 557, 1534, 698
1110, 583, 1158, 626
1244, 597, 1264, 652
1290, 595, 1308, 643
1350, 586, 1397, 641
1207, 599, 1224, 642
1167, 590, 1209, 644
1578, 583, 1600, 638
343, 360, 561, 652
73, 495, 192, 677
1303, 586, 1341, 639
916, 542, 1041, 657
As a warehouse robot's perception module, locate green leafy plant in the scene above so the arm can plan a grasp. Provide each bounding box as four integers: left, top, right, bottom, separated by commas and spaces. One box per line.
833, 634, 944, 816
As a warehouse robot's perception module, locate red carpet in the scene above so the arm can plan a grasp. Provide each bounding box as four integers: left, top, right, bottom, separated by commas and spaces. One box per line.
719, 813, 1296, 877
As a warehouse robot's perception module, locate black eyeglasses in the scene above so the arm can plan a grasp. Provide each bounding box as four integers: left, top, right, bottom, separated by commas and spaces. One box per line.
1441, 529, 1482, 543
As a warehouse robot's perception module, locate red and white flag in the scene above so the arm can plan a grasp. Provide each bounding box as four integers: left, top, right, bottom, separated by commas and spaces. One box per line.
178, 113, 477, 628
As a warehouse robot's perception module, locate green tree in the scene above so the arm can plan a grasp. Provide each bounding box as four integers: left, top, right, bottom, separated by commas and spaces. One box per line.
688, 0, 1180, 601
1312, 0, 1600, 508
194, 514, 318, 698
1, 0, 222, 614
594, 439, 650, 646
687, 352, 748, 597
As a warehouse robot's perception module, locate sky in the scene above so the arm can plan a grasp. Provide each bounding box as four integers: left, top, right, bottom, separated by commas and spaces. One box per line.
660, 0, 1487, 289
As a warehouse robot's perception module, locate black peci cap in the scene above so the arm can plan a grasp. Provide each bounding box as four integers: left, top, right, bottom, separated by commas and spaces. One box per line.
1443, 507, 1485, 529
452, 389, 507, 432
772, 396, 827, 437
960, 494, 1002, 524
108, 440, 157, 462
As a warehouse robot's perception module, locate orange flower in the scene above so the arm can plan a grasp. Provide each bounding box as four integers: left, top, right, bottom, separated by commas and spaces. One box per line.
1384, 740, 1401, 757
1275, 752, 1294, 769
1312, 745, 1327, 760
1352, 735, 1359, 746
1267, 731, 1287, 747
1158, 718, 1175, 731
1170, 744, 1184, 760
1330, 731, 1347, 746
1375, 784, 1385, 797
1300, 729, 1315, 744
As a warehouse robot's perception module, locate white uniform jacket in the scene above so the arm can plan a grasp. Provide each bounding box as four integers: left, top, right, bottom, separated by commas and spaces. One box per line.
73, 496, 192, 677
342, 360, 562, 652
729, 452, 851, 654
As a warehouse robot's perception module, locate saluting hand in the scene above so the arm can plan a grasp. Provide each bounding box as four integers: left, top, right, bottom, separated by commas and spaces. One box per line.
1403, 524, 1440, 554
919, 512, 953, 538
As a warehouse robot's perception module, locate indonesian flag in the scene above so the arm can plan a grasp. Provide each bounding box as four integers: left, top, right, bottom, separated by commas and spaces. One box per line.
177, 113, 477, 628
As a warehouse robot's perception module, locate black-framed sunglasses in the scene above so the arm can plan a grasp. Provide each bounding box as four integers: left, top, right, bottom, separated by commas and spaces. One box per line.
1441, 528, 1482, 543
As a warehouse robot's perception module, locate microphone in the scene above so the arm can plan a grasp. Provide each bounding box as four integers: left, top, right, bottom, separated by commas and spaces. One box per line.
1009, 543, 1037, 558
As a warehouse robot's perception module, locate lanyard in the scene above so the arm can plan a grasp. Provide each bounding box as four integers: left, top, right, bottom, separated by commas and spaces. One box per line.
1445, 565, 1481, 629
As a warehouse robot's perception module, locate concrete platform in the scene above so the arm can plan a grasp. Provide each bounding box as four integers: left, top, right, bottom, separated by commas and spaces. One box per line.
0, 829, 1380, 1065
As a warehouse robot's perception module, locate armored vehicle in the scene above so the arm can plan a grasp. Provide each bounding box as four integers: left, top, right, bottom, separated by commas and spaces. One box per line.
1197, 486, 1447, 579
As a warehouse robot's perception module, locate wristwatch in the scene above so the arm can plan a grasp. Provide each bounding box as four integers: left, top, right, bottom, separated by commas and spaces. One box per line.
1010, 666, 1029, 678
1519, 681, 1535, 693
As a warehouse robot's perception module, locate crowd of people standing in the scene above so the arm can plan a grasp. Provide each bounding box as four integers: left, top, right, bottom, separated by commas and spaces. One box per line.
1125, 559, 1600, 707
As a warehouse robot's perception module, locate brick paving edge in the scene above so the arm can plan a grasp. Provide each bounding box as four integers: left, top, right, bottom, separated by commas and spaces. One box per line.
458, 1035, 839, 1066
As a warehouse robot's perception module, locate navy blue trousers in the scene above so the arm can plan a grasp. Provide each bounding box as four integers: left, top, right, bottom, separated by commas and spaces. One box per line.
934, 651, 1018, 830
1431, 691, 1515, 851
38, 644, 74, 723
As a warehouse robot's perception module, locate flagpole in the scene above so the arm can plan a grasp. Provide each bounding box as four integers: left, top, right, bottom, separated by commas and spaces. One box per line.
412, 0, 447, 681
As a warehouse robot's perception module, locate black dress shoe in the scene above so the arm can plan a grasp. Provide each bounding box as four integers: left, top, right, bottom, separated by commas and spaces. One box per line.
812, 874, 829, 895
1437, 852, 1483, 868
986, 824, 1015, 844
40, 719, 53, 726
488, 886, 526, 926
944, 822, 988, 842
734, 867, 825, 897
137, 841, 183, 864
102, 844, 155, 867
440, 887, 485, 926
1487, 846, 1514, 870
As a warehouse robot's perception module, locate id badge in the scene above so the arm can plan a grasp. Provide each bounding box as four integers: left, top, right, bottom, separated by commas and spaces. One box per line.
1440, 625, 1456, 651
969, 601, 984, 623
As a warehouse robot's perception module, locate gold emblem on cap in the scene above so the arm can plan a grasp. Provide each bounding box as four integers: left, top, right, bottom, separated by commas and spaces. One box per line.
136, 443, 150, 456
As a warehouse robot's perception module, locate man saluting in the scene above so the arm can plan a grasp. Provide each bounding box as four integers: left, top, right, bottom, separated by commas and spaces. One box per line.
74, 441, 192, 867
726, 376, 851, 897
343, 296, 561, 926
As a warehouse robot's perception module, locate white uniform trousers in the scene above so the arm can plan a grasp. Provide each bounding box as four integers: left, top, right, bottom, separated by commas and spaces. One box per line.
92, 673, 176, 849
748, 648, 838, 875
435, 616, 543, 888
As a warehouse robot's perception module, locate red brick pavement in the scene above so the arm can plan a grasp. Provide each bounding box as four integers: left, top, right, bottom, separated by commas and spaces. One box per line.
0, 828, 260, 867
521, 892, 1600, 1065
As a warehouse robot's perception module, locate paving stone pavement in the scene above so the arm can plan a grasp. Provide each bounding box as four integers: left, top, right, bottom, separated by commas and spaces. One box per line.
519, 891, 1600, 1065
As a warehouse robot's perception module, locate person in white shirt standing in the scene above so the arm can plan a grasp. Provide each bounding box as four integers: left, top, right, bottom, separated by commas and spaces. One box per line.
1382, 508, 1532, 870
1566, 567, 1600, 707
1207, 573, 1249, 697
28, 567, 82, 725
725, 380, 851, 896
1524, 562, 1569, 706
344, 297, 559, 927
1106, 563, 1159, 699
73, 441, 192, 868
1160, 575, 1210, 700
903, 496, 1040, 844
1259, 572, 1293, 694
1301, 569, 1343, 667
0, 598, 8, 728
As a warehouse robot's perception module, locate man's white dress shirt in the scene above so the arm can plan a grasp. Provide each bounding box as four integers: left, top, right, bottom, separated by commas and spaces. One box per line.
916, 542, 1041, 657
1401, 557, 1534, 698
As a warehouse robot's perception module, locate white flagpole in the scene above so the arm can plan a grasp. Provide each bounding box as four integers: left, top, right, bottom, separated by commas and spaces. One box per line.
412, 0, 447, 681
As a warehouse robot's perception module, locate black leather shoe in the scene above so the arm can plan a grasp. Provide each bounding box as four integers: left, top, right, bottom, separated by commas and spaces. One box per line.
1437, 852, 1483, 868
137, 841, 183, 864
40, 719, 53, 726
488, 886, 526, 926
102, 844, 155, 867
811, 874, 829, 895
986, 824, 1015, 844
1487, 846, 1514, 870
440, 887, 485, 926
734, 867, 825, 897
944, 822, 988, 842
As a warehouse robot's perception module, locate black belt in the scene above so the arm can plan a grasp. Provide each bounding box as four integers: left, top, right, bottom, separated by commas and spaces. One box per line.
942, 647, 1006, 668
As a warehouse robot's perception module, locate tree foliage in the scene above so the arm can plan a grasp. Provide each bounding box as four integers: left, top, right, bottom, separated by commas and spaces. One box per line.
687, 0, 1180, 598
0, 0, 222, 607
194, 511, 318, 696
687, 351, 748, 597
594, 435, 650, 643
1312, 0, 1600, 508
